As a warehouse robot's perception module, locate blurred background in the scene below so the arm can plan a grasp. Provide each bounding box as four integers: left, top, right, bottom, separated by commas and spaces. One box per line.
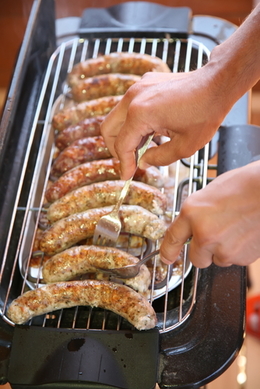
0, 1, 260, 388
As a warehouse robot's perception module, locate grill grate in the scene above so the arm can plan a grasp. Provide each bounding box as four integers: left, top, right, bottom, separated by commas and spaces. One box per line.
0, 36, 215, 334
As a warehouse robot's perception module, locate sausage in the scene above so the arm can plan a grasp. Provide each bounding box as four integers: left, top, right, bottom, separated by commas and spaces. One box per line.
50, 136, 112, 177
46, 180, 167, 223
45, 158, 164, 203
39, 205, 167, 255
67, 52, 171, 87
42, 245, 151, 293
70, 73, 141, 102
52, 95, 122, 131
55, 116, 105, 151
7, 280, 157, 330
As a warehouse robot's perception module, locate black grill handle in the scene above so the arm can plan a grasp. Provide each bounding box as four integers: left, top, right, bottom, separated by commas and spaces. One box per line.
217, 124, 260, 175
78, 2, 191, 38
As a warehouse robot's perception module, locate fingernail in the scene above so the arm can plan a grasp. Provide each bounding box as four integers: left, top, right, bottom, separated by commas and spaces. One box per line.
139, 159, 151, 170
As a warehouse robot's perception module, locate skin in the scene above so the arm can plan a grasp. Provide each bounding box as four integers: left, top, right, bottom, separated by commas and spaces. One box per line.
101, 4, 260, 268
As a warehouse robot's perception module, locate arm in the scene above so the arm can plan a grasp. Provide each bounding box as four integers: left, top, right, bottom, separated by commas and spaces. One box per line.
101, 4, 260, 180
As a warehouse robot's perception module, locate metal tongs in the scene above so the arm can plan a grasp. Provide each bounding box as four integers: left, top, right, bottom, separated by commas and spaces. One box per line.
93, 133, 154, 246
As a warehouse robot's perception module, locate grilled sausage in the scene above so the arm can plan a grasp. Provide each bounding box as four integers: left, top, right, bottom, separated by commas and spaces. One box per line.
45, 158, 164, 203
7, 280, 157, 330
67, 52, 171, 87
46, 180, 167, 223
39, 205, 167, 255
55, 116, 105, 151
50, 136, 112, 177
42, 245, 151, 293
70, 73, 141, 102
52, 95, 122, 131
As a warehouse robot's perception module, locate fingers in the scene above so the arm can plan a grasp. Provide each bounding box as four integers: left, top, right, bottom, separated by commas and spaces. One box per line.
159, 214, 192, 265
114, 123, 149, 180
100, 100, 129, 159
138, 138, 193, 170
159, 211, 213, 269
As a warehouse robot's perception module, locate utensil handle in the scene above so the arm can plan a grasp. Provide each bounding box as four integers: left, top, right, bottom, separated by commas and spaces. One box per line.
112, 133, 154, 213
135, 132, 154, 165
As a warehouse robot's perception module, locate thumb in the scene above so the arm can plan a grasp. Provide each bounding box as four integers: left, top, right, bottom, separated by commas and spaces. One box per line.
160, 214, 192, 264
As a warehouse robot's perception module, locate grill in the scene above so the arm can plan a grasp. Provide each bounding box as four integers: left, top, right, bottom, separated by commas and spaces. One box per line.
0, 1, 253, 388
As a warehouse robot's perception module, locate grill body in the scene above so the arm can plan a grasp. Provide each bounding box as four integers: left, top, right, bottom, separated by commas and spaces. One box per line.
0, 1, 252, 388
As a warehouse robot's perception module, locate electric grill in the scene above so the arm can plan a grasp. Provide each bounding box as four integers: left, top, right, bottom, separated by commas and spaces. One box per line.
1, 0, 257, 387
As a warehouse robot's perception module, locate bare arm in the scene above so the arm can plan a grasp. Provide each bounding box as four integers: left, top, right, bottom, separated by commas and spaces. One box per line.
101, 4, 260, 268
101, 4, 260, 180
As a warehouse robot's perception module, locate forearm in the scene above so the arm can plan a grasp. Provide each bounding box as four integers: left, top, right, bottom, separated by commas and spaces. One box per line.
205, 4, 260, 110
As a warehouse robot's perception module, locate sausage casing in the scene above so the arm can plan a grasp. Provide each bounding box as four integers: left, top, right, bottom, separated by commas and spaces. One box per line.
50, 136, 112, 177
55, 116, 105, 151
45, 158, 164, 203
52, 95, 122, 131
46, 180, 167, 223
7, 280, 157, 330
71, 73, 141, 102
42, 245, 151, 293
39, 205, 167, 255
67, 52, 171, 87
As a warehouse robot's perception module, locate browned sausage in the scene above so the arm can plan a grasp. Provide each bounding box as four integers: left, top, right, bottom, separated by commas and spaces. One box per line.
7, 280, 157, 330
42, 245, 151, 293
45, 158, 164, 203
39, 205, 167, 255
55, 116, 105, 150
46, 180, 167, 223
50, 136, 112, 177
67, 52, 171, 87
70, 73, 141, 102
52, 95, 122, 131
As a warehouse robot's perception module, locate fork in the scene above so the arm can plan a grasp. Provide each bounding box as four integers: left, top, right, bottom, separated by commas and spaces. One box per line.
97, 249, 160, 279
92, 133, 154, 246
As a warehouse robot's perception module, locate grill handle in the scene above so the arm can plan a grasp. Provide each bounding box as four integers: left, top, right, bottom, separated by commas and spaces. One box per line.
217, 124, 260, 175
78, 2, 191, 38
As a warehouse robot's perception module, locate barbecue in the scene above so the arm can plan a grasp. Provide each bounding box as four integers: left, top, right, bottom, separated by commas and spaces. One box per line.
0, 1, 255, 388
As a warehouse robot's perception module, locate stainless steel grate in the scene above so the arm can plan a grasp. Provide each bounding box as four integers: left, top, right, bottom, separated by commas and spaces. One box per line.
0, 36, 214, 334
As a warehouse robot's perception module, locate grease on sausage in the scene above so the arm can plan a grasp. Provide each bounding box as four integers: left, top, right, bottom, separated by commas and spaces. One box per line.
68, 52, 171, 87
70, 73, 141, 102
7, 280, 157, 330
45, 158, 164, 203
52, 95, 122, 131
50, 136, 112, 177
42, 245, 151, 293
39, 205, 167, 255
46, 180, 167, 223
55, 116, 105, 150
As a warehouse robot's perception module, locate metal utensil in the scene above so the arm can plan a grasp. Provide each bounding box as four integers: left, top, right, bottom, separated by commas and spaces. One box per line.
93, 133, 154, 246
97, 249, 161, 279
96, 240, 191, 279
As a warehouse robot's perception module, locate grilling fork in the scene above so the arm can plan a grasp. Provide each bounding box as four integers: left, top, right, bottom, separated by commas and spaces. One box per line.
93, 133, 154, 246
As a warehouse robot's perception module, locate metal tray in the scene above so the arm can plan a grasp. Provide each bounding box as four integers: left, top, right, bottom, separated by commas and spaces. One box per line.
17, 94, 192, 303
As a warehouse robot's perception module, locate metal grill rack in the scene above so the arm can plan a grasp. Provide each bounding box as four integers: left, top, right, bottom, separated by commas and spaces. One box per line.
0, 36, 214, 334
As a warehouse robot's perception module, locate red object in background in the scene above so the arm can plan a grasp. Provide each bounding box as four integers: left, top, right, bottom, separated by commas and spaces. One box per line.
246, 295, 260, 338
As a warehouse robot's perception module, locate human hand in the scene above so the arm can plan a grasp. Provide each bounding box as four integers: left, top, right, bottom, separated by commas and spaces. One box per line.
160, 161, 260, 268
101, 68, 230, 180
